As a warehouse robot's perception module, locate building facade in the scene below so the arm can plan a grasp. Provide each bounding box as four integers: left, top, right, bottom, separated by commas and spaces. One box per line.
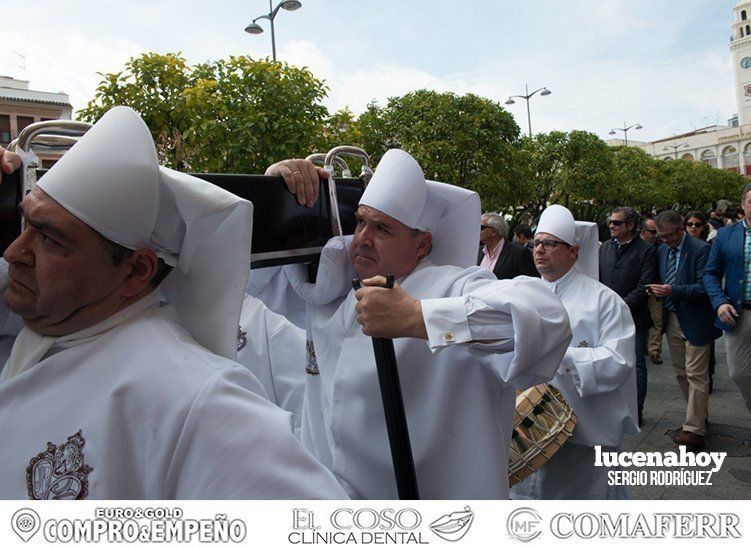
613, 0, 751, 178
0, 76, 72, 168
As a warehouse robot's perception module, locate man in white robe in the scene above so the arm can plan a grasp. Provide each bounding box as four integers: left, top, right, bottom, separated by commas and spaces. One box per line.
511, 205, 638, 500
237, 292, 306, 436
267, 149, 572, 499
0, 107, 346, 499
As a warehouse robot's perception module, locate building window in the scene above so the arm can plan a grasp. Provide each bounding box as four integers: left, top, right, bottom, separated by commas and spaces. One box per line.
0, 114, 10, 144
744, 144, 751, 175
722, 146, 740, 172
701, 150, 717, 168
747, 24, 751, 36
680, 153, 694, 161
743, 10, 748, 21
16, 116, 34, 137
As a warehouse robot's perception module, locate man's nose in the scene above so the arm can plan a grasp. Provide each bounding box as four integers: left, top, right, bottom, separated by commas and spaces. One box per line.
3, 228, 34, 266
356, 225, 374, 245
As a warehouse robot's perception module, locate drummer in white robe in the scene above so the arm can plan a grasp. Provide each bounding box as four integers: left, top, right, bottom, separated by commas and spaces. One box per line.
511, 204, 638, 500
0, 107, 346, 499
268, 149, 572, 499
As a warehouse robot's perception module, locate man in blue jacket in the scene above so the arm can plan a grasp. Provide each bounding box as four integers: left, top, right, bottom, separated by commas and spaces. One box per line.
650, 210, 720, 449
704, 184, 751, 414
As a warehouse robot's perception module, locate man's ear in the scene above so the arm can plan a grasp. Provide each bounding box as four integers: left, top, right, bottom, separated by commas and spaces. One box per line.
416, 232, 432, 260
119, 248, 158, 297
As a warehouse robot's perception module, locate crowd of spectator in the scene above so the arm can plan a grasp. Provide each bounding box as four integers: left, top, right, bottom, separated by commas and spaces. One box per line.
486, 187, 751, 450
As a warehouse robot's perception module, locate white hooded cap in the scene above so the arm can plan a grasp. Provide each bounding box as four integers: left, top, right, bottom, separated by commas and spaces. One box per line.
536, 204, 599, 279
573, 221, 599, 280
536, 204, 576, 245
36, 106, 252, 360
358, 149, 480, 268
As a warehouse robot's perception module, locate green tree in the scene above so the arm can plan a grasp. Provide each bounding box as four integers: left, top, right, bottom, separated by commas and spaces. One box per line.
517, 131, 616, 218
657, 158, 747, 212
354, 90, 525, 211
609, 146, 664, 209
78, 52, 329, 173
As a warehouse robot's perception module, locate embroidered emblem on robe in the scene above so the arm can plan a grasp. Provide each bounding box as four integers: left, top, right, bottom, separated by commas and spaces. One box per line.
26, 430, 93, 500
306, 339, 320, 375
237, 326, 248, 351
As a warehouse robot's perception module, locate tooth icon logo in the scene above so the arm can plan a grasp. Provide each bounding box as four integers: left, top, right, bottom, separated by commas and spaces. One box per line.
12, 508, 40, 542
430, 506, 474, 542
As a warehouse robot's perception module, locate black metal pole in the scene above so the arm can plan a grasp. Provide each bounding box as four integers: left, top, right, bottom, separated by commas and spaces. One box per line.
353, 275, 420, 499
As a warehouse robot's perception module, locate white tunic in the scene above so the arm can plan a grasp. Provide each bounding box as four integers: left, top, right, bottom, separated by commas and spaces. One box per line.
0, 262, 23, 366
300, 259, 572, 499
247, 266, 307, 329
545, 267, 638, 447
511, 267, 638, 499
0, 302, 347, 499
237, 294, 306, 436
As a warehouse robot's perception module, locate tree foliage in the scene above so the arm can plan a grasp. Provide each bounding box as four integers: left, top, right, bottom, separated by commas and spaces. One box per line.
78, 53, 748, 223
353, 90, 525, 211
78, 52, 329, 173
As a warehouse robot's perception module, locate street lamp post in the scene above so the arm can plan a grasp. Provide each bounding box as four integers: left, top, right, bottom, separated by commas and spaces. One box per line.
663, 142, 689, 160
505, 84, 552, 137
244, 0, 302, 62
608, 121, 643, 147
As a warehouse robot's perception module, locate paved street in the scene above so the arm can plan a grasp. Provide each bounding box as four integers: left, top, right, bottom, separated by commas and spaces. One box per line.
622, 335, 751, 499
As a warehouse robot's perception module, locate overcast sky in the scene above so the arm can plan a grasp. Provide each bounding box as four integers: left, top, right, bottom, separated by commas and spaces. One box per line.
0, 1, 739, 142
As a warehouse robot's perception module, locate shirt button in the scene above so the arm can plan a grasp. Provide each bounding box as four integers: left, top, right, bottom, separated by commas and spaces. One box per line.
443, 332, 455, 343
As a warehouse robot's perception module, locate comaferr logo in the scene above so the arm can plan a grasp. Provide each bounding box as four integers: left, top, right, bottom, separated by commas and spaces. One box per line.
507, 510, 742, 541
550, 513, 742, 539
507, 507, 542, 542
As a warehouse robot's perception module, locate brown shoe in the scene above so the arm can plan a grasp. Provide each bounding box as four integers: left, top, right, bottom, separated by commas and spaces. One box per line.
671, 430, 705, 449
650, 352, 663, 364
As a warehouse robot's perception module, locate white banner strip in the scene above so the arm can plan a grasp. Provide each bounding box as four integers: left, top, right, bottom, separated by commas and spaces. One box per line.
0, 500, 748, 548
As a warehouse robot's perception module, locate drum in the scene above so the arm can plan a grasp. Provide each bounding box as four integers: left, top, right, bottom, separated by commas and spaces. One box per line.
508, 383, 577, 486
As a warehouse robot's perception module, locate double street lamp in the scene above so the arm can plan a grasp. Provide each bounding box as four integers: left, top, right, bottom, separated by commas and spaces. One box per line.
244, 0, 302, 62
609, 122, 643, 147
504, 84, 552, 137
663, 142, 689, 159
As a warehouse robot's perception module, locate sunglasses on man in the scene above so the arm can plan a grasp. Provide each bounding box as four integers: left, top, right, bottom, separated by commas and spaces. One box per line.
607, 219, 625, 227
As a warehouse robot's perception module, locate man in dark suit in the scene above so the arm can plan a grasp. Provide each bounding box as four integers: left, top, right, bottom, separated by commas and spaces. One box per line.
599, 206, 658, 427
478, 212, 538, 279
704, 183, 751, 414
640, 218, 663, 365
650, 210, 720, 449
513, 224, 535, 252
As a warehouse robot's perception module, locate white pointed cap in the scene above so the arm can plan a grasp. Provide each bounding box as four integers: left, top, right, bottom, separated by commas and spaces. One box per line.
37, 106, 252, 360
573, 221, 599, 279
536, 204, 576, 245
358, 149, 480, 268
38, 106, 160, 251
537, 204, 600, 279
